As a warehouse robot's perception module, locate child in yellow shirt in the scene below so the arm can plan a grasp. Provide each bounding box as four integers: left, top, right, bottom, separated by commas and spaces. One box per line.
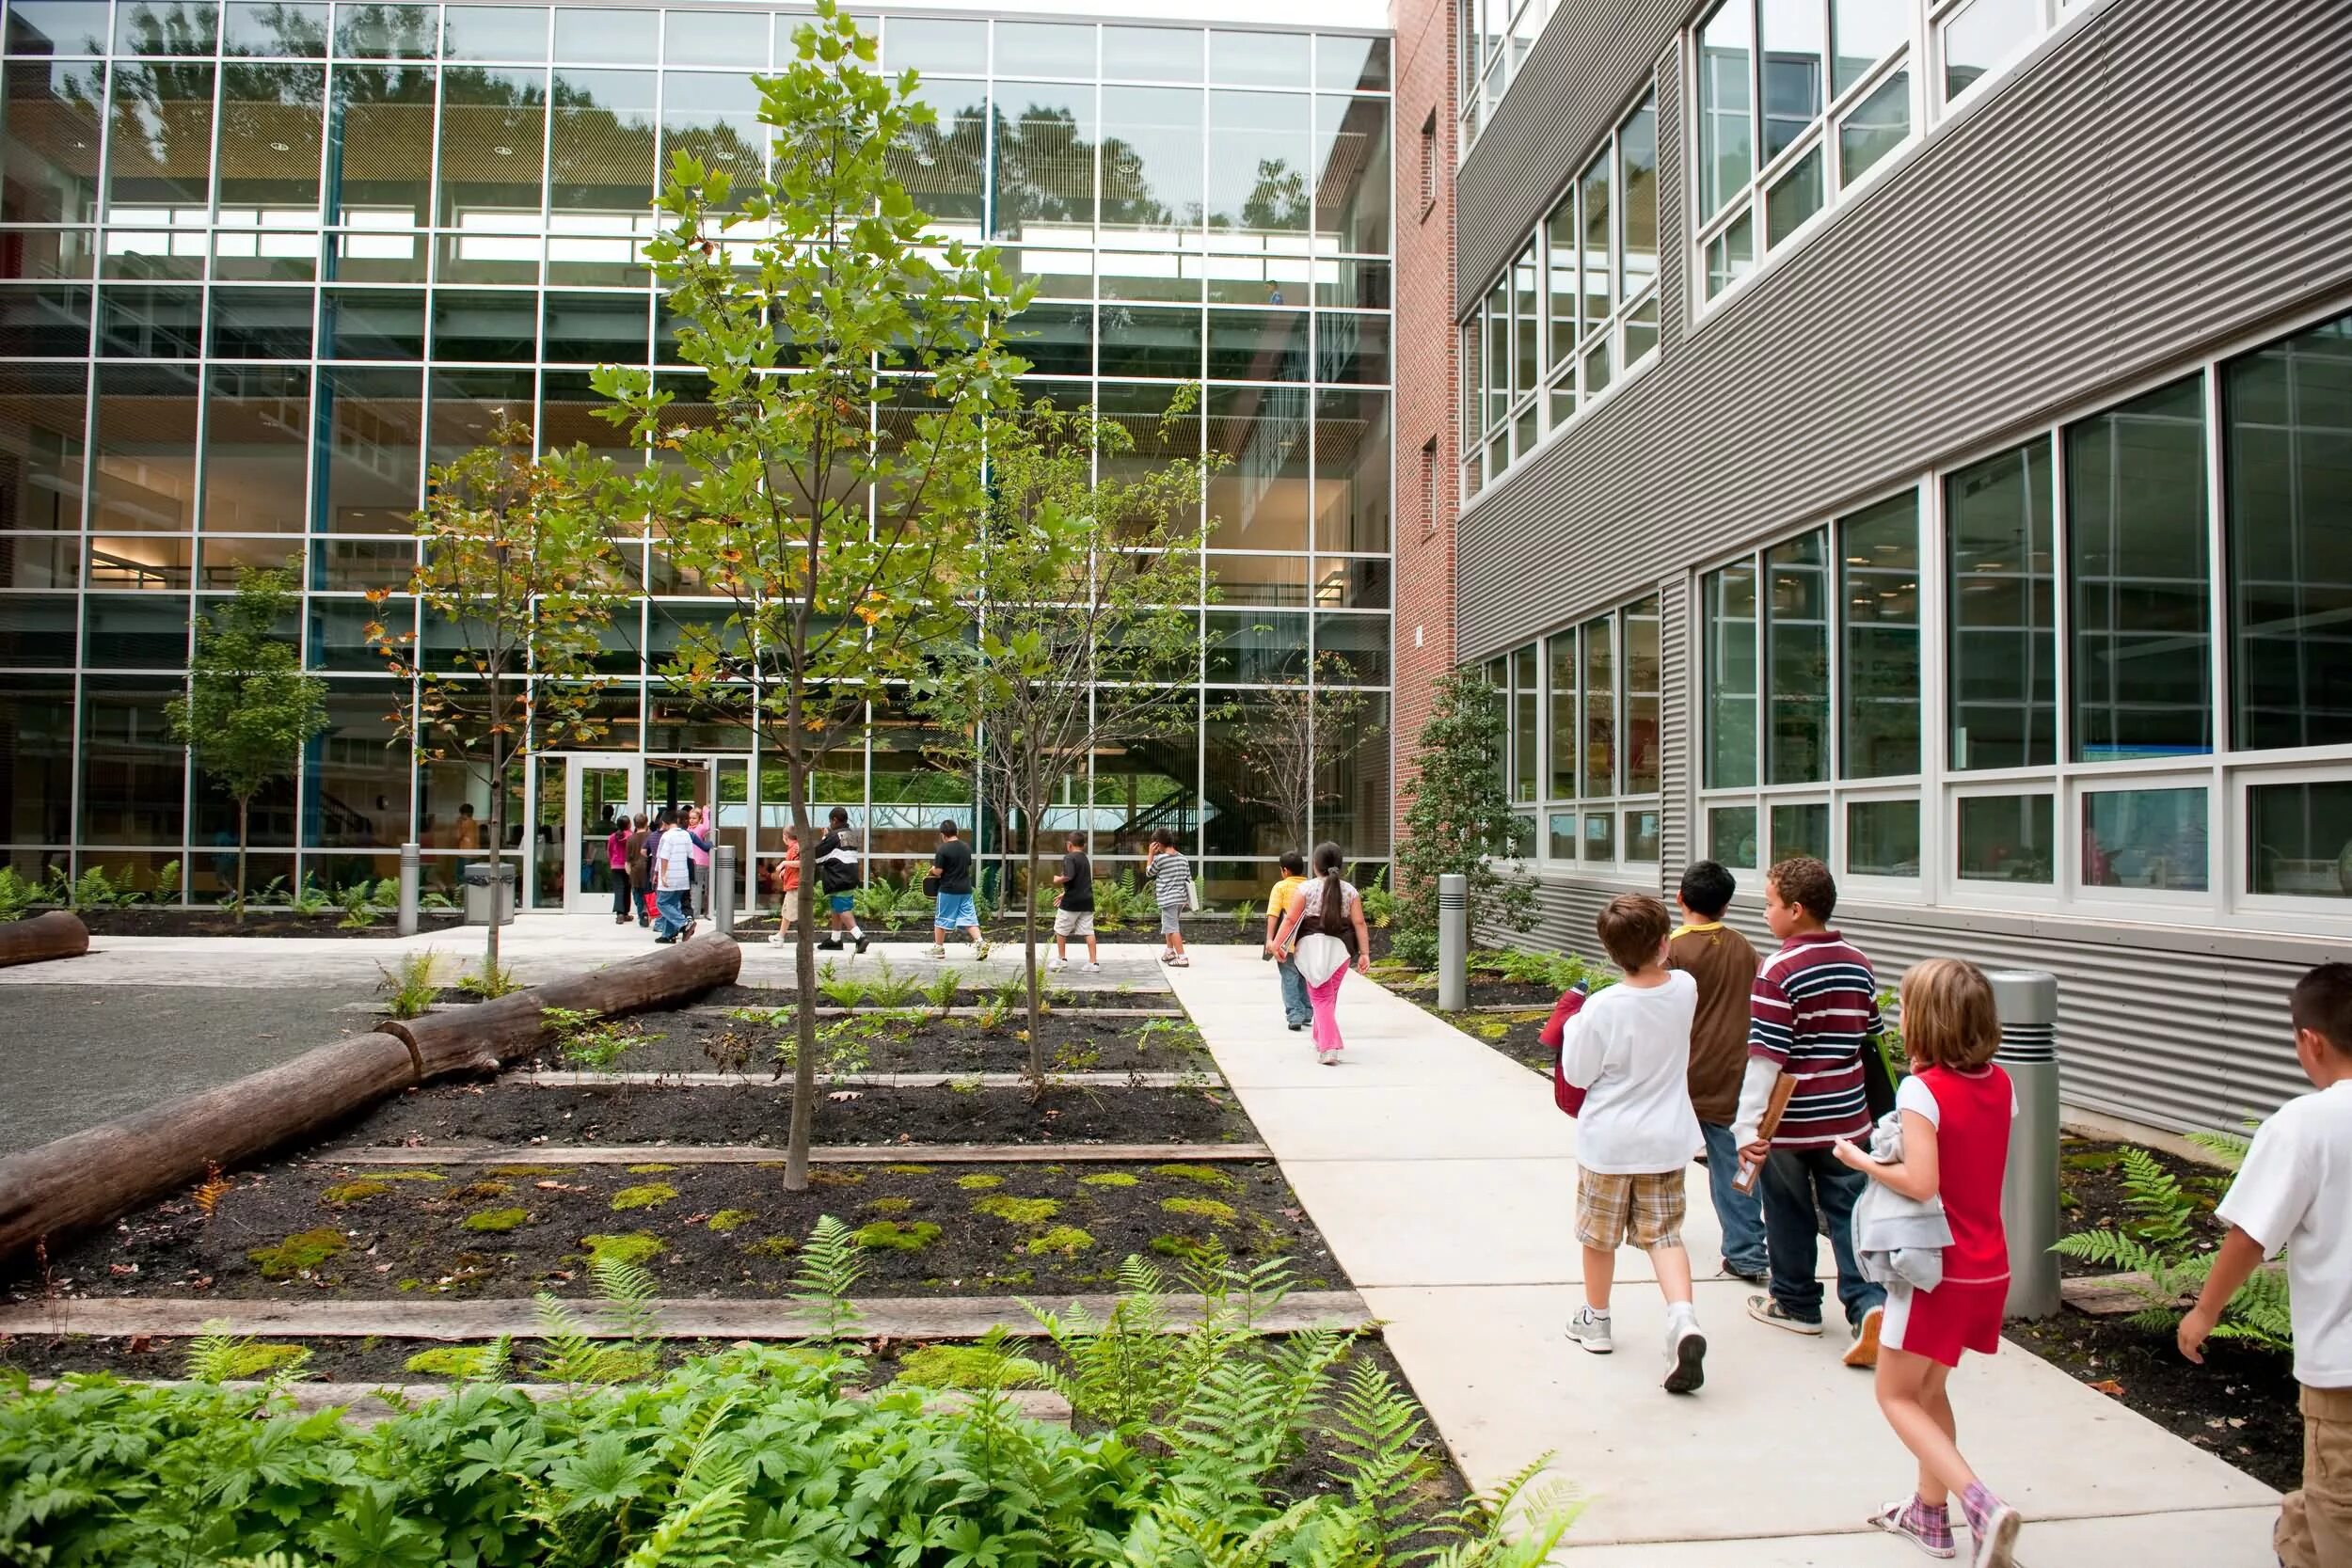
1263, 851, 1310, 1031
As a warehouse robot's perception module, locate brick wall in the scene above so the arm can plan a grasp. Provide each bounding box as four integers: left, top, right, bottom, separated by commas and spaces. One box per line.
1388, 0, 1456, 856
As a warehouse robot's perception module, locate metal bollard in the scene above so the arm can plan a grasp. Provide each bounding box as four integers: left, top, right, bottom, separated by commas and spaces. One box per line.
397, 841, 421, 937
713, 844, 737, 936
1986, 968, 2061, 1320
1438, 873, 1468, 1012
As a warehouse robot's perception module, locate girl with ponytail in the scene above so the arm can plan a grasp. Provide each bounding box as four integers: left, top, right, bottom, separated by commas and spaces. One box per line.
1274, 842, 1372, 1065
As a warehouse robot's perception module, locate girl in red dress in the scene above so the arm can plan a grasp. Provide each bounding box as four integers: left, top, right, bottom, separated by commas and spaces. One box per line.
1836, 958, 2023, 1568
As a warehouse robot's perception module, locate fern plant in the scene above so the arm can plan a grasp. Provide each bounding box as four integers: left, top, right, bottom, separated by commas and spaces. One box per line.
790, 1214, 866, 1345
863, 956, 920, 1007
533, 1255, 663, 1385
374, 950, 441, 1021
2052, 1142, 2291, 1352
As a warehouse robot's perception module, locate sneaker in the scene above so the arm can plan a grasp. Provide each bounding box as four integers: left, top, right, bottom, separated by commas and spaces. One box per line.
1967, 1504, 2020, 1568
973, 940, 990, 959
679, 922, 696, 942
928, 944, 946, 959
1081, 961, 1102, 973
766, 931, 786, 947
1716, 1259, 1769, 1287
1845, 1303, 1885, 1368
1288, 1022, 1306, 1032
1662, 1315, 1707, 1395
853, 933, 869, 955
654, 934, 675, 944
1166, 954, 1189, 967
1565, 1307, 1613, 1354
1745, 1294, 1824, 1336
818, 937, 843, 952
1046, 957, 1066, 972
1317, 1048, 1341, 1066
1867, 1497, 1957, 1560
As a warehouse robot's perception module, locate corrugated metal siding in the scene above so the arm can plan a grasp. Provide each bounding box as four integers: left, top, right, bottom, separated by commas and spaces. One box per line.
1454, 0, 1684, 311
1655, 569, 1690, 891
1454, 0, 2352, 661
1489, 882, 2319, 1133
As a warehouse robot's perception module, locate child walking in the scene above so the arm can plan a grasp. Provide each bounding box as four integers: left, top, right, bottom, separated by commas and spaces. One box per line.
1668, 860, 1767, 1285
1836, 958, 2020, 1567
1734, 855, 1890, 1364
1145, 827, 1191, 967
2180, 961, 2352, 1568
1272, 843, 1371, 1065
1048, 831, 1099, 972
1559, 894, 1708, 1394
1263, 850, 1311, 1031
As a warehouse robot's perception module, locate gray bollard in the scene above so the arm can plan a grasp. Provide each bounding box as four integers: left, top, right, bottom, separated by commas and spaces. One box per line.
1438, 872, 1468, 1012
1986, 968, 2061, 1320
397, 842, 421, 937
713, 844, 737, 935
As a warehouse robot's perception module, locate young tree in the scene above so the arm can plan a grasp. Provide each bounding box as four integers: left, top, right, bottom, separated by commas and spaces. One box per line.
919, 398, 1212, 1079
1233, 649, 1383, 862
1392, 669, 1535, 967
166, 568, 329, 917
367, 418, 623, 977
593, 0, 1025, 1190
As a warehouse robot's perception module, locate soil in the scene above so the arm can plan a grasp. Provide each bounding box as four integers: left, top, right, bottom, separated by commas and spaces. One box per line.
9, 1159, 1327, 1303
67, 909, 467, 939
318, 1078, 1249, 1149
526, 1007, 1210, 1077
2054, 1135, 2231, 1277
702, 984, 1174, 1011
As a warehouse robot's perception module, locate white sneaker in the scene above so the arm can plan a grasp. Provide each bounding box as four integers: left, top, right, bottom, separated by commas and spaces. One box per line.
928, 945, 946, 958
973, 940, 990, 959
1081, 961, 1102, 973
1662, 1311, 1707, 1394
1565, 1307, 1613, 1354
766, 931, 785, 947
1045, 956, 1066, 972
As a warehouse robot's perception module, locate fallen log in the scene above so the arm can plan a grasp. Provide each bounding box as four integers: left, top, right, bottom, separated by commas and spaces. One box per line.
381, 929, 741, 1076
0, 910, 89, 968
0, 931, 741, 1265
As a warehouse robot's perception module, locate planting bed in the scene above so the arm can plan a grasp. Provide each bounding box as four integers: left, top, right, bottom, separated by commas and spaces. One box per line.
523, 1006, 1208, 1077
10, 1157, 1330, 1304
67, 908, 466, 940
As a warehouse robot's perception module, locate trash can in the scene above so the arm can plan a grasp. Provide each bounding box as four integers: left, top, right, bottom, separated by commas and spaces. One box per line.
460, 862, 516, 927
1985, 968, 2061, 1319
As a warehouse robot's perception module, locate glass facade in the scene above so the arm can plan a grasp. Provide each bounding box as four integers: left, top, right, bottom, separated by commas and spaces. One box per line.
0, 0, 1393, 904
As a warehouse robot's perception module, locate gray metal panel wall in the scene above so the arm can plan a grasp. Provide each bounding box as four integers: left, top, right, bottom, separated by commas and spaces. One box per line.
1454, 0, 2352, 663
1655, 569, 1690, 890
1490, 881, 2318, 1133
1454, 0, 1685, 313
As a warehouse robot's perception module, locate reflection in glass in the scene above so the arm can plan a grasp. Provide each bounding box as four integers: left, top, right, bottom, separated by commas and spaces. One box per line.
0, 365, 87, 529
1624, 594, 1661, 793
1620, 99, 1657, 299
660, 71, 763, 215
998, 21, 1094, 77
1710, 803, 1758, 868
104, 58, 214, 220
550, 69, 654, 216
432, 290, 536, 362
2069, 375, 2210, 761
993, 81, 1095, 239
92, 361, 199, 531
1847, 799, 1918, 877
541, 292, 647, 366
1832, 0, 1905, 95
1207, 383, 1308, 551
305, 684, 412, 851
8, 3, 112, 55
1313, 388, 1387, 554
1764, 143, 1821, 246
428, 367, 532, 467
663, 8, 763, 68
1317, 35, 1389, 92
1841, 491, 1919, 778
1104, 25, 1199, 83
1947, 437, 2055, 768
1546, 628, 1574, 799
1207, 90, 1308, 238
1705, 562, 1758, 788
98, 283, 201, 356
2082, 787, 2207, 893
0, 674, 73, 843
334, 4, 437, 59
1582, 810, 1616, 862
1838, 67, 1909, 185
328, 63, 437, 228
80, 677, 185, 842
1956, 793, 2052, 883
1097, 302, 1199, 377
317, 366, 422, 531
441, 6, 548, 62
2227, 314, 2352, 751
1943, 0, 2037, 101
1765, 530, 1828, 784
893, 78, 985, 230
1578, 150, 1610, 333
323, 287, 422, 357
203, 365, 309, 532
1315, 612, 1387, 684
1103, 86, 1201, 237
1707, 212, 1754, 297
884, 15, 985, 76
1772, 800, 1828, 863
2250, 782, 2352, 899
1205, 609, 1302, 684
1624, 809, 1661, 862
1207, 308, 1305, 380
1696, 0, 1753, 220
1212, 27, 1307, 87
3, 62, 104, 225
217, 60, 324, 268
1758, 0, 1823, 160
1511, 643, 1536, 802
437, 66, 547, 226
87, 534, 189, 588
1581, 614, 1613, 797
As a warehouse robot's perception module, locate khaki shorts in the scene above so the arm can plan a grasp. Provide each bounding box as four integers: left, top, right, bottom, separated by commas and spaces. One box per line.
1053, 910, 1094, 937
2280, 1383, 2352, 1568
1574, 1167, 1687, 1251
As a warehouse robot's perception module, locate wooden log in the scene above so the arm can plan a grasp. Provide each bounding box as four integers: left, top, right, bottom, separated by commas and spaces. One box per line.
0, 910, 89, 969
0, 1032, 419, 1265
382, 929, 741, 1076
0, 933, 742, 1265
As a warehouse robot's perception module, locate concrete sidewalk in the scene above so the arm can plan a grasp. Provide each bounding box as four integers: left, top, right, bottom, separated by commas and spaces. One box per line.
1163, 945, 2278, 1565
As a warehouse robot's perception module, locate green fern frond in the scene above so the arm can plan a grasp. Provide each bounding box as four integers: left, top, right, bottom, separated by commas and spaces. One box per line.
621, 1476, 746, 1568
790, 1214, 866, 1344
2185, 1129, 2251, 1170
183, 1322, 248, 1384
1328, 1356, 1436, 1544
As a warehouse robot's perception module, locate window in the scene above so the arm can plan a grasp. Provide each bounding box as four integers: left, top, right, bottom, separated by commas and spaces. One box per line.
1521, 593, 1661, 868
2249, 781, 2352, 900
1460, 88, 1660, 499
1957, 793, 2052, 883
1419, 109, 1438, 213
1840, 492, 1920, 778
1458, 0, 1564, 157
1947, 437, 2054, 770
2082, 786, 2208, 894
1421, 436, 1439, 535
1511, 643, 1538, 802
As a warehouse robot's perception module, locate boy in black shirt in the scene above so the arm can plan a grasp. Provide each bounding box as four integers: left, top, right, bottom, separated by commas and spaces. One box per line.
928, 819, 989, 959
1049, 830, 1099, 973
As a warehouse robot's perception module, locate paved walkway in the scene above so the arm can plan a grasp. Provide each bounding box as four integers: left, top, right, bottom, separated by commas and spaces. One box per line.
1162, 946, 2278, 1565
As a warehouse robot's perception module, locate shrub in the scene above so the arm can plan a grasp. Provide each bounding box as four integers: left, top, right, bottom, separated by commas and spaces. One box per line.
974, 1196, 1059, 1225
609, 1182, 678, 1212
853, 1220, 942, 1251
246, 1227, 347, 1279
374, 951, 440, 1021
461, 1208, 528, 1233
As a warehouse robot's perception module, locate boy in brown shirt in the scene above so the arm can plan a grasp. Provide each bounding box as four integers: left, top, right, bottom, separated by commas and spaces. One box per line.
1670, 860, 1767, 1285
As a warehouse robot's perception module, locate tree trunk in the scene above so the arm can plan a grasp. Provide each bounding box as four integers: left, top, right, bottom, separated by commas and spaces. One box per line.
783, 720, 817, 1195
0, 910, 89, 969
0, 933, 739, 1265
234, 797, 251, 923
1024, 829, 1043, 1089
483, 729, 506, 980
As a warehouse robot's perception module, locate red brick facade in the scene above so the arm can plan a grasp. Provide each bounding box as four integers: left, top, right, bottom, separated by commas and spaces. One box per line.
1388, 0, 1456, 855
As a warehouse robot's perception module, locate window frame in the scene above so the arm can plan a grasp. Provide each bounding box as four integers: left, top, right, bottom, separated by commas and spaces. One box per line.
1524, 590, 1664, 879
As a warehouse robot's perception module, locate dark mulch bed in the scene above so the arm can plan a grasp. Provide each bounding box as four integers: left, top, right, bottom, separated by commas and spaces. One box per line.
734, 917, 1238, 947
10, 1159, 1325, 1303
2055, 1135, 2231, 1278
2008, 1313, 2298, 1491
66, 909, 466, 940
318, 1079, 1249, 1149
701, 983, 1175, 1012
527, 1008, 1209, 1078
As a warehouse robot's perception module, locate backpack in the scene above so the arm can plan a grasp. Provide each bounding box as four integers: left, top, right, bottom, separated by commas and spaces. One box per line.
1544, 985, 1591, 1117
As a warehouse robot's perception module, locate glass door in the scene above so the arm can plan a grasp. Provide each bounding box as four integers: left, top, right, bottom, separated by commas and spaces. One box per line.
564, 756, 643, 913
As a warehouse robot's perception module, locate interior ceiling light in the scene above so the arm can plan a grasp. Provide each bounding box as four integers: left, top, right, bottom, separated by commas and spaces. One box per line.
494, 145, 514, 156
269, 141, 291, 151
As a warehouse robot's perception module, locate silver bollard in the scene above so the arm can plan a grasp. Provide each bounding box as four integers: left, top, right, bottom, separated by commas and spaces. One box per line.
1986, 968, 2061, 1320
397, 841, 421, 937
1438, 872, 1468, 1012
713, 844, 737, 936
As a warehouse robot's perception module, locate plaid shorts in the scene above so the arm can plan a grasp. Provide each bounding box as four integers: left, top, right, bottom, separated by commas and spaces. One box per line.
1574, 1166, 1687, 1251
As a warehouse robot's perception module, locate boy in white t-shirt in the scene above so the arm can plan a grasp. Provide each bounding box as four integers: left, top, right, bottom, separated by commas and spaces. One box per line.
2181, 961, 2352, 1568
1560, 893, 1708, 1395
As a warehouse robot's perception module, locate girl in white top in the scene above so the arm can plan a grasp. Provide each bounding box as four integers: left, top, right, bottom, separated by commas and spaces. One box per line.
1274, 842, 1372, 1065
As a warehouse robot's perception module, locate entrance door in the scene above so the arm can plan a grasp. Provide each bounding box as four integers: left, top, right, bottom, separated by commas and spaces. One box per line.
564, 756, 643, 913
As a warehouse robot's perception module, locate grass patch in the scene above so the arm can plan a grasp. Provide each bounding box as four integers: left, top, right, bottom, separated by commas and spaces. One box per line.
580, 1231, 663, 1268
954, 1174, 1003, 1191
1151, 1164, 1236, 1189
854, 1220, 941, 1252
610, 1182, 678, 1212
973, 1196, 1058, 1226
247, 1227, 348, 1280
460, 1207, 529, 1233
1160, 1196, 1236, 1225
1150, 1234, 1223, 1264
706, 1210, 754, 1234
1025, 1225, 1095, 1257
321, 1180, 389, 1205
213, 1343, 310, 1379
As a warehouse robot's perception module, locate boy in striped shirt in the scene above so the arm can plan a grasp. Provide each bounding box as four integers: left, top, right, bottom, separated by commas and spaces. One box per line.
1734, 855, 1890, 1366
1146, 827, 1192, 968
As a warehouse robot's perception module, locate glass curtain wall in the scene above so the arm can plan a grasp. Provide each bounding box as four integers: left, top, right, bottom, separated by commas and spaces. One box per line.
0, 0, 1394, 904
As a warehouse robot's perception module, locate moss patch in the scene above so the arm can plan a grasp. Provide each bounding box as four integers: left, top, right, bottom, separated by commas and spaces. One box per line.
741, 1234, 798, 1259
206, 1343, 310, 1379
489, 1164, 573, 1177
809, 1169, 866, 1187
1150, 1234, 1223, 1264
580, 1231, 664, 1268
864, 1196, 914, 1215
973, 1196, 1059, 1226
954, 1174, 1004, 1191
454, 1180, 514, 1200
610, 1182, 678, 1212
403, 1344, 503, 1378
854, 1220, 942, 1252
1078, 1172, 1137, 1188
1025, 1225, 1095, 1257
321, 1180, 389, 1205
371, 1170, 446, 1184
460, 1207, 529, 1233
624, 1163, 678, 1174
1152, 1164, 1236, 1189
706, 1209, 754, 1234
894, 1343, 1038, 1390
1160, 1196, 1236, 1224
881, 1164, 935, 1175
247, 1227, 348, 1279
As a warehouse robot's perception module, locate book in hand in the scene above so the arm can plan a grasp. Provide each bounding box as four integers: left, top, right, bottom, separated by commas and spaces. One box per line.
1732, 1072, 1798, 1194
